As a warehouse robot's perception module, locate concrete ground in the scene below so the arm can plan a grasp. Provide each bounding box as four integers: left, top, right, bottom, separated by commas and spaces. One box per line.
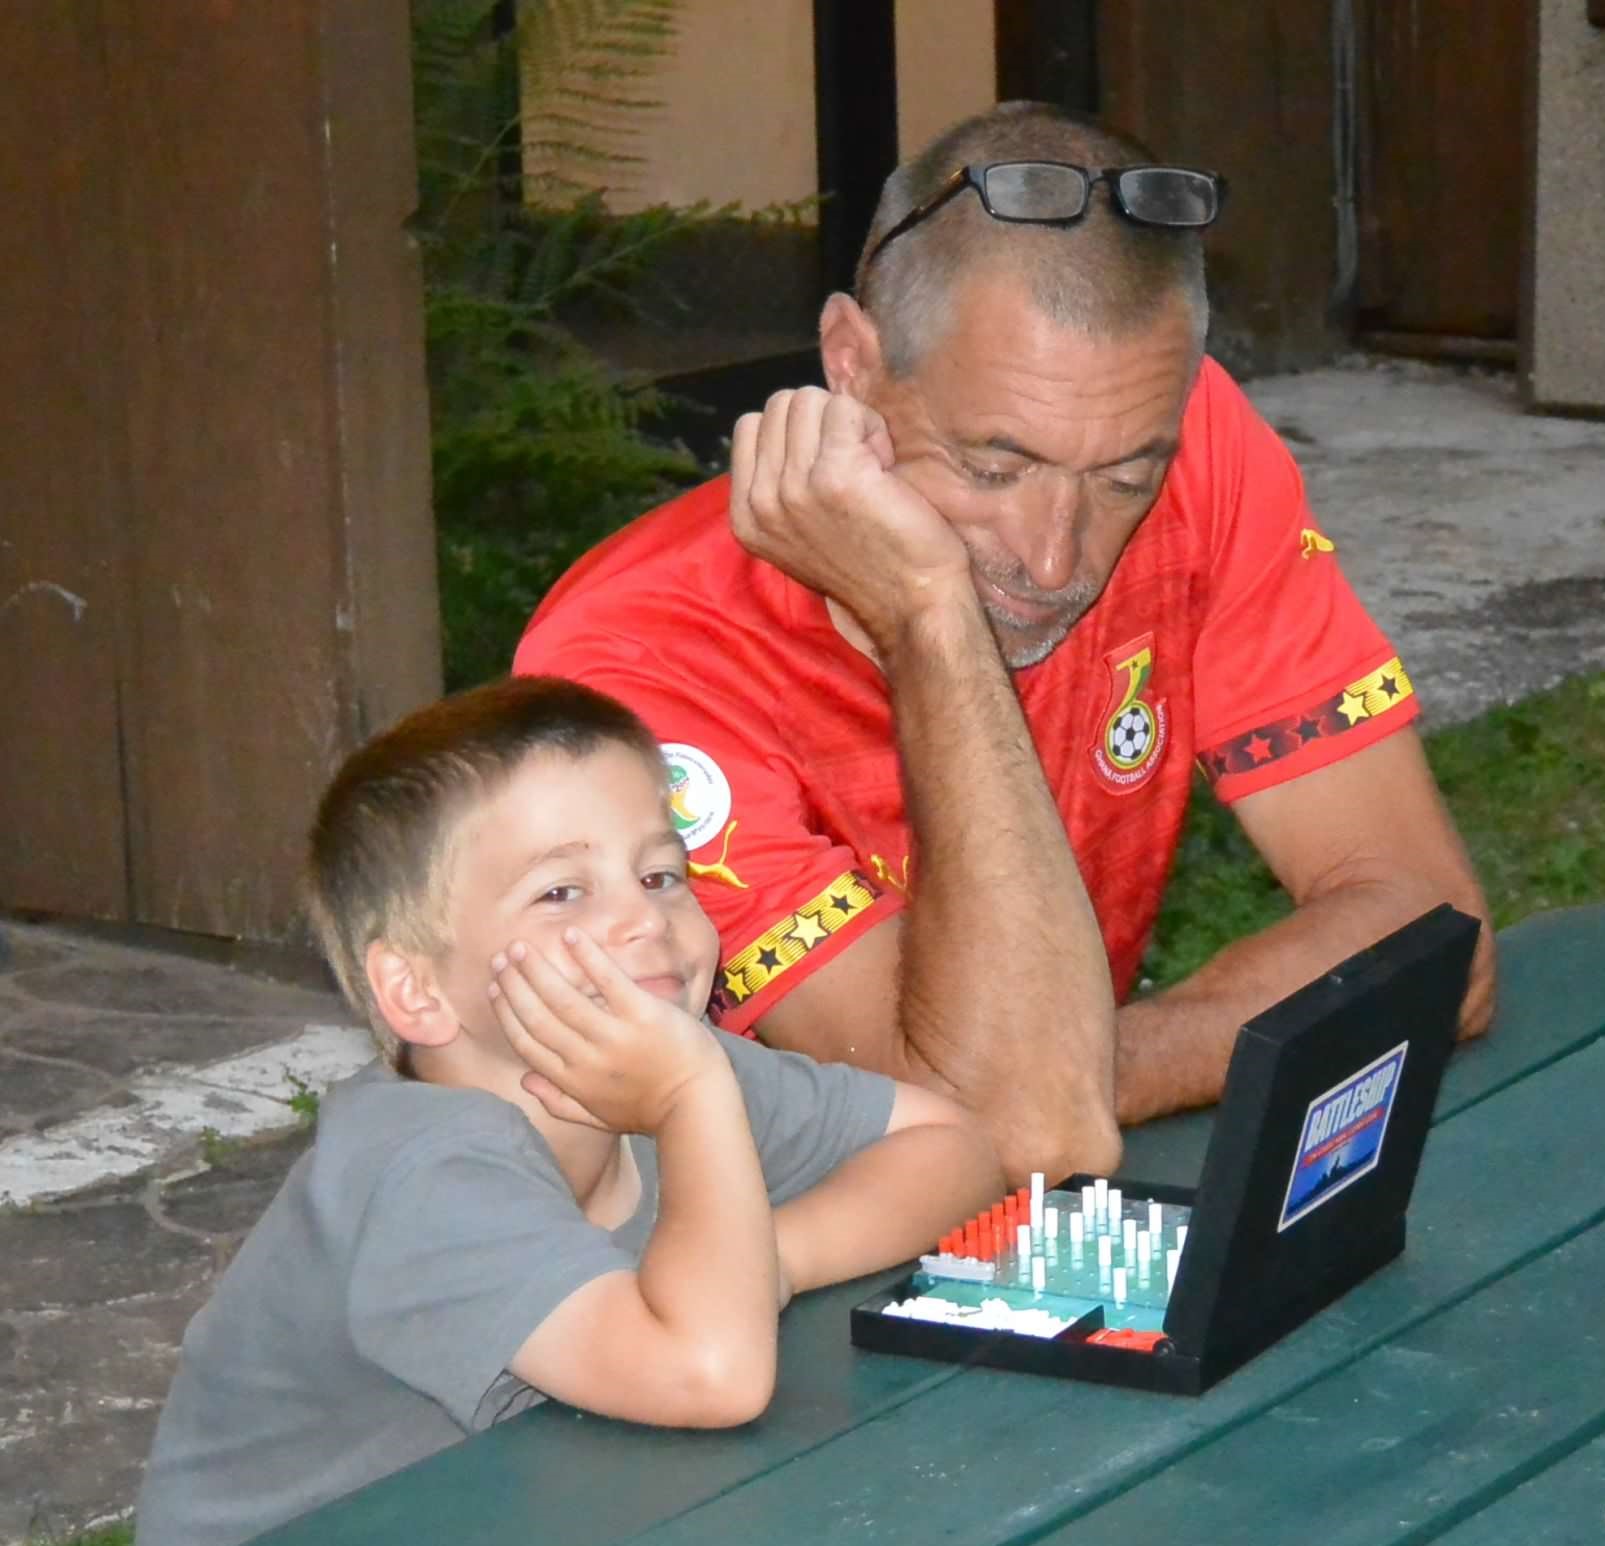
1248, 356, 1605, 725
2, 356, 1603, 1543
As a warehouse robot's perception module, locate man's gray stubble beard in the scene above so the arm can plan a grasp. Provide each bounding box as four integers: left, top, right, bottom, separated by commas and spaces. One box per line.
982, 582, 1101, 671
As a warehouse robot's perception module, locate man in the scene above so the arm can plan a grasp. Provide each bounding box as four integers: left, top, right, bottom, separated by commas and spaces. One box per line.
515, 103, 1495, 1183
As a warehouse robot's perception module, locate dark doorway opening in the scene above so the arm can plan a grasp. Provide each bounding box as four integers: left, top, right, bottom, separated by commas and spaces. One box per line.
994, 0, 1099, 113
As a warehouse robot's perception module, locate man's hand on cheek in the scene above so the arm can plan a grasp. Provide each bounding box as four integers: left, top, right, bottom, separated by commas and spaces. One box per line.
487, 930, 725, 1135
728, 387, 973, 648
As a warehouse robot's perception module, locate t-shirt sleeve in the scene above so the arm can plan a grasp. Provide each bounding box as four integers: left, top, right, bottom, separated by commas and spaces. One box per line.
1186, 361, 1420, 803
720, 1031, 896, 1204
513, 621, 904, 1035
346, 1106, 636, 1433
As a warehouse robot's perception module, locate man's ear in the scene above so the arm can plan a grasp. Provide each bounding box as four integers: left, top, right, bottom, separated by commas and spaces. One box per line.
819, 292, 885, 398
365, 941, 460, 1049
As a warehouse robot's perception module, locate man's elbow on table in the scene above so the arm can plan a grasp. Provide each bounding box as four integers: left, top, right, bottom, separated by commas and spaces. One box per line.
989, 1098, 1123, 1190
754, 939, 1123, 1183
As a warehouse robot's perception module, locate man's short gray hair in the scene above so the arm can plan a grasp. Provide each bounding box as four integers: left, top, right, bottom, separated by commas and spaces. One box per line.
856, 103, 1209, 376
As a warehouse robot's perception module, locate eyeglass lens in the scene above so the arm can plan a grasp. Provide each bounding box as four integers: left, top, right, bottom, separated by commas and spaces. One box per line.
1113, 168, 1220, 226
980, 162, 1090, 221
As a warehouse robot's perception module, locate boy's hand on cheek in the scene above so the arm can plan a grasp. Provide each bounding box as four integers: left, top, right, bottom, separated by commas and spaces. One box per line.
489, 930, 726, 1135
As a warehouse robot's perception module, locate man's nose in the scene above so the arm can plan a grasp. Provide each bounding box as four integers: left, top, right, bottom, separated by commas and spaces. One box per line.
1002, 479, 1080, 594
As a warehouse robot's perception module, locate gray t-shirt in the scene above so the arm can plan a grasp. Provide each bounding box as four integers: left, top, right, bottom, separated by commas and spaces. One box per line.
135, 1034, 893, 1546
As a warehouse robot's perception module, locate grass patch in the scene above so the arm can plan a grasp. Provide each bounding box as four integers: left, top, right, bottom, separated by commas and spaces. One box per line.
285, 1072, 321, 1128
38, 1526, 131, 1546
1142, 671, 1605, 988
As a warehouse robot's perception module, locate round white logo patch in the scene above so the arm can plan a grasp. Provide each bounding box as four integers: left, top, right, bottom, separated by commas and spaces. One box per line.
659, 743, 733, 852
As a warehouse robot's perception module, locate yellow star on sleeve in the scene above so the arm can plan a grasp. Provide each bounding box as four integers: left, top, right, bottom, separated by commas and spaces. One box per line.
1337, 690, 1370, 726
787, 911, 829, 948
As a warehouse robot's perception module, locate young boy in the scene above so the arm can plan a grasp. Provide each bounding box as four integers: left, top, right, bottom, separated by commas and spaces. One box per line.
135, 676, 1002, 1546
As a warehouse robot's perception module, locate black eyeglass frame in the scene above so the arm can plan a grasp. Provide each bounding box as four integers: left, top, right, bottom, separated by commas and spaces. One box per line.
861, 160, 1228, 272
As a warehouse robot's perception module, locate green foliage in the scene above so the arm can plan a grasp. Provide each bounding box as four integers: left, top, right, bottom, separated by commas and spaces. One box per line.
1421, 672, 1605, 925
33, 1526, 132, 1546
285, 1072, 321, 1127
1138, 772, 1293, 990
1141, 671, 1605, 990
412, 0, 712, 689
197, 1127, 238, 1168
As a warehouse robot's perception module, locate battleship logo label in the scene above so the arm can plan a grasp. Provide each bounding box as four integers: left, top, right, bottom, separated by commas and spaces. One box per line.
1278, 1040, 1409, 1232
660, 743, 732, 853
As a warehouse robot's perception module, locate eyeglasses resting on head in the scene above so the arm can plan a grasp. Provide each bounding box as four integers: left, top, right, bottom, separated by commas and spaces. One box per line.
861, 160, 1227, 272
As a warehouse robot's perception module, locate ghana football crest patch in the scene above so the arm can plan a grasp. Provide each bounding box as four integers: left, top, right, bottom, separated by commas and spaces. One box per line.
1091, 633, 1169, 795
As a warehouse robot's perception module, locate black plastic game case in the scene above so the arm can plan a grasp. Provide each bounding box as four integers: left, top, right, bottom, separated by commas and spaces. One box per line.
850, 905, 1481, 1396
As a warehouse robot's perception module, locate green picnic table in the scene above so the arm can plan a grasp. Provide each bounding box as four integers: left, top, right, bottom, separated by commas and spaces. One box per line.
253, 904, 1605, 1546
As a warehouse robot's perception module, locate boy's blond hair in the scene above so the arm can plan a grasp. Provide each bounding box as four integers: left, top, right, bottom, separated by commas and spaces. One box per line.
305, 676, 664, 1067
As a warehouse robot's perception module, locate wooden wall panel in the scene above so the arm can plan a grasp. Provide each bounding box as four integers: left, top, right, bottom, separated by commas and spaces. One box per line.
0, 0, 132, 918
323, 3, 443, 744
0, 0, 439, 941
1354, 0, 1527, 340
107, 1, 350, 937
1099, 0, 1342, 374
1355, 0, 1525, 339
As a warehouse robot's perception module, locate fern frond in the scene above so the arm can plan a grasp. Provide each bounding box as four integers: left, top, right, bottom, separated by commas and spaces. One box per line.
516, 0, 683, 197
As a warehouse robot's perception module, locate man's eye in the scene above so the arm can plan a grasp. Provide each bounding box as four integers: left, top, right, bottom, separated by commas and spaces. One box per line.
1102, 473, 1152, 500
642, 869, 683, 893
961, 461, 1018, 488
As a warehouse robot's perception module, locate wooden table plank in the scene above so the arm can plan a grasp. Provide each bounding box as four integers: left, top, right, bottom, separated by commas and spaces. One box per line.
1119, 902, 1605, 1190
621, 1039, 1605, 1546
1049, 1220, 1605, 1545
1431, 1431, 1605, 1545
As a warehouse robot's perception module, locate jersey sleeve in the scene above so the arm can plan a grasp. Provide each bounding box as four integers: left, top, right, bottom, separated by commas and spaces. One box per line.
513, 622, 905, 1035
1186, 362, 1420, 803
348, 1110, 636, 1432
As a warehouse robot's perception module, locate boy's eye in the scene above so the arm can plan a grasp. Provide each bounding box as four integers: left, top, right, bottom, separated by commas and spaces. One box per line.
641, 869, 683, 893
537, 884, 582, 905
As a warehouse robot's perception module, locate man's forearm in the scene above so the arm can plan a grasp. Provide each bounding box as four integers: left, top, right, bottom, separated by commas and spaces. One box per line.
1116, 876, 1496, 1125
881, 601, 1119, 1181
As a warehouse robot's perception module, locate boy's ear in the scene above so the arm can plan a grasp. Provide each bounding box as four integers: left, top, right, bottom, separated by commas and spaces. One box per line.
365, 941, 459, 1049
819, 292, 885, 399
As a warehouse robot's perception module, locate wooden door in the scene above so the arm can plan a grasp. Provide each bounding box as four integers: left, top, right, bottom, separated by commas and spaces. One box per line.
1355, 0, 1530, 344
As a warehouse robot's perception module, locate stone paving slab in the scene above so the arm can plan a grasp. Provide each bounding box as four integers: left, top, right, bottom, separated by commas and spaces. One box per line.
0, 924, 369, 1209
0, 1128, 313, 1544
0, 922, 359, 1541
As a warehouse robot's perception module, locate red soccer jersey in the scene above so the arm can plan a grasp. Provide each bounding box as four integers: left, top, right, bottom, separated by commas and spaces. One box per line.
514, 358, 1418, 1034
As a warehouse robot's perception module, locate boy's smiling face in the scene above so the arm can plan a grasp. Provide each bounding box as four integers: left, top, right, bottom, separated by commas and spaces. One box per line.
435, 741, 719, 1038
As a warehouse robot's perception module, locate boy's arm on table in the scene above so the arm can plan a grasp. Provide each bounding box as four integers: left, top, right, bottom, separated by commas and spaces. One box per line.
508, 1066, 778, 1428
773, 1081, 1004, 1297
496, 937, 780, 1429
